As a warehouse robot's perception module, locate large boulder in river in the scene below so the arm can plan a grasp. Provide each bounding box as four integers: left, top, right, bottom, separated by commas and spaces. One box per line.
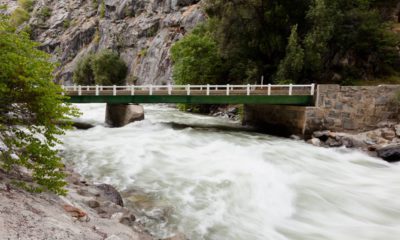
377, 145, 400, 163
105, 104, 144, 127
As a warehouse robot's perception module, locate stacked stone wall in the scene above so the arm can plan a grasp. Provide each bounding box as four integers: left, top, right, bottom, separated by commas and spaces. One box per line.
243, 84, 400, 138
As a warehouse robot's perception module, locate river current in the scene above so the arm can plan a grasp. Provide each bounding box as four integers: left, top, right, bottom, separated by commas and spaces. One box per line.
61, 104, 400, 240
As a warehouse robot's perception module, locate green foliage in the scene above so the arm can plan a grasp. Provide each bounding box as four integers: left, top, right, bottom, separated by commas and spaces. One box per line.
100, 1, 105, 18
91, 50, 128, 85
63, 19, 71, 29
0, 15, 79, 195
275, 25, 304, 83
10, 7, 30, 27
171, 25, 223, 85
37, 6, 52, 21
73, 54, 95, 85
18, 0, 35, 12
179, 0, 400, 85
138, 47, 148, 57
73, 51, 128, 85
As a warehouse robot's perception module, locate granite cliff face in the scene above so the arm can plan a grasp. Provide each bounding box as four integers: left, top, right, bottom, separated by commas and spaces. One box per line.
2, 0, 205, 85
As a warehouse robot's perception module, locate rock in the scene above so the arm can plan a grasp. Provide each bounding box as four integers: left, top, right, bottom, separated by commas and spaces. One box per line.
227, 107, 238, 115
105, 104, 144, 128
290, 135, 301, 140
326, 137, 343, 147
96, 184, 124, 207
377, 121, 397, 128
313, 131, 330, 141
119, 213, 136, 226
395, 124, 400, 137
163, 233, 187, 240
87, 200, 100, 209
377, 145, 400, 162
105, 235, 122, 240
72, 121, 95, 130
381, 128, 396, 140
308, 138, 321, 147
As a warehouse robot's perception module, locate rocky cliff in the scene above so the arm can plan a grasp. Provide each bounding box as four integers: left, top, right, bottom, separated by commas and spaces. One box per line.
2, 0, 205, 85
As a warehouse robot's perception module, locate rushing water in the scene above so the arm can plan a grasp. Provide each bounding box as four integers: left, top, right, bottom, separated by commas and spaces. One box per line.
61, 104, 400, 240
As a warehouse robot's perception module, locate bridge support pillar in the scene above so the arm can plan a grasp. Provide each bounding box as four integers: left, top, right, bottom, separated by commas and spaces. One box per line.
105, 103, 144, 128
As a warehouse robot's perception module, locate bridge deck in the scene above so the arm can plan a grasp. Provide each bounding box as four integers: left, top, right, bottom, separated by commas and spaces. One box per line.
63, 84, 315, 105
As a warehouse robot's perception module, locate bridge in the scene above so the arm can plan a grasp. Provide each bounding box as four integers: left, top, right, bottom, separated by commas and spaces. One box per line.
63, 84, 315, 105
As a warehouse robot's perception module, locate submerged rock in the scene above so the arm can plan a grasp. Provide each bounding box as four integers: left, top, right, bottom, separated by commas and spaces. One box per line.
105, 104, 145, 127
72, 121, 95, 130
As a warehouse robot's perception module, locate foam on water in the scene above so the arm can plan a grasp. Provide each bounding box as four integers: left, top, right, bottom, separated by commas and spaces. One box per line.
61, 104, 400, 240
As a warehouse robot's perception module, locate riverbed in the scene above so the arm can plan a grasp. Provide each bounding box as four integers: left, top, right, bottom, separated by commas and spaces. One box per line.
61, 104, 400, 240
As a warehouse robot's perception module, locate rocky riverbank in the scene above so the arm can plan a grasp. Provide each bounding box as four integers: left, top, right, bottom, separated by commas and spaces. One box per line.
0, 165, 182, 240
307, 121, 400, 162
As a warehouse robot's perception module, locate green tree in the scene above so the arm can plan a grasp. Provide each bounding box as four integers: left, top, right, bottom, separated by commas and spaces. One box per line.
171, 31, 222, 85
91, 50, 128, 85
73, 51, 128, 85
0, 15, 79, 195
275, 25, 305, 83
73, 53, 95, 85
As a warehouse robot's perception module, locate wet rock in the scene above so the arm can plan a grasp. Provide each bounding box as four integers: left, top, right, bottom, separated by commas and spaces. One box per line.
105, 104, 144, 128
377, 145, 400, 162
308, 138, 321, 147
96, 184, 124, 207
290, 135, 301, 140
326, 138, 343, 147
87, 200, 100, 209
313, 131, 330, 141
381, 128, 396, 141
119, 213, 136, 226
72, 121, 95, 130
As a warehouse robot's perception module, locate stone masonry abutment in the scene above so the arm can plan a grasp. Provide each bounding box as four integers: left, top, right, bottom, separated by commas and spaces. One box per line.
243, 85, 400, 138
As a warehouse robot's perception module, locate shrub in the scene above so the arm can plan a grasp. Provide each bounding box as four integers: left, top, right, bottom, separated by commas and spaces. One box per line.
63, 19, 71, 29
18, 0, 35, 12
0, 15, 79, 195
37, 6, 52, 21
171, 30, 222, 85
91, 50, 128, 85
73, 50, 128, 86
73, 53, 95, 85
10, 7, 30, 27
99, 1, 105, 18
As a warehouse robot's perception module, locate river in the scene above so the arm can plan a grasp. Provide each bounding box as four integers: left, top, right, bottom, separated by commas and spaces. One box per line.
60, 104, 400, 240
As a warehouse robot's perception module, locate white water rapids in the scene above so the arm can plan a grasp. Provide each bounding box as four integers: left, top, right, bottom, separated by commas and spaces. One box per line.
61, 104, 400, 240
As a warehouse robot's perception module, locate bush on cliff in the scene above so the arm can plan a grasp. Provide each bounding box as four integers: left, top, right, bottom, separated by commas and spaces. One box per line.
0, 15, 79, 195
73, 50, 128, 86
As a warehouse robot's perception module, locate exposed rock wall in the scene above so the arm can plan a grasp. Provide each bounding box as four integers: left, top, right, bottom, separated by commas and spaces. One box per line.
1, 0, 205, 85
244, 84, 400, 138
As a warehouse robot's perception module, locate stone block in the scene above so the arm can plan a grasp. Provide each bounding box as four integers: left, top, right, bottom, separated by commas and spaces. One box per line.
343, 119, 356, 130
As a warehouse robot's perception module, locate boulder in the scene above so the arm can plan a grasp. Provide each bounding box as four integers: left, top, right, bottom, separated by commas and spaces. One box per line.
308, 138, 321, 147
381, 128, 396, 141
105, 104, 144, 128
72, 121, 95, 130
377, 145, 400, 162
96, 184, 124, 207
395, 124, 400, 137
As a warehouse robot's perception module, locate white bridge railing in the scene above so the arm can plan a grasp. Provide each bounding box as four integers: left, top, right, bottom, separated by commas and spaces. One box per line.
62, 84, 315, 96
